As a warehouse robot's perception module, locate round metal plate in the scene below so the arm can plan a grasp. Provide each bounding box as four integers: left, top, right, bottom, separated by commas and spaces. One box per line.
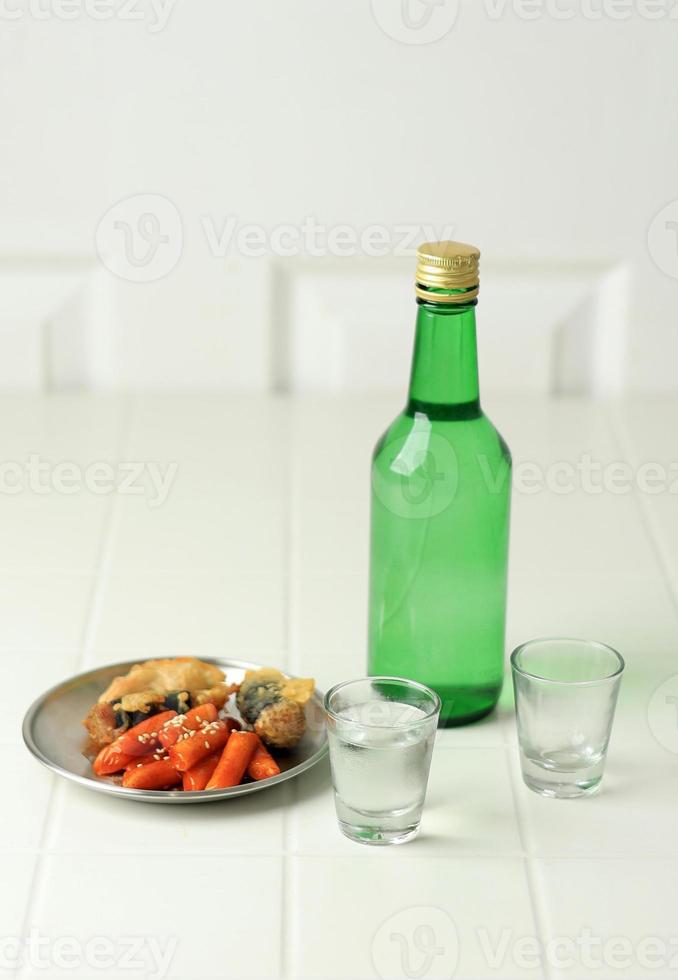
22, 657, 328, 803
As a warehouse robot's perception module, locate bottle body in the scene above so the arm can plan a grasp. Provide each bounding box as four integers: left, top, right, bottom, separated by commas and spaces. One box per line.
367, 294, 511, 725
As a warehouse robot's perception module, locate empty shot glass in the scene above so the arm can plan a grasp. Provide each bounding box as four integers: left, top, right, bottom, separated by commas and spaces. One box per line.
324, 676, 440, 845
511, 638, 625, 799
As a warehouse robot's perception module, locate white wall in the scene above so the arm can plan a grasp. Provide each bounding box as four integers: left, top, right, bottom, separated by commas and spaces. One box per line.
0, 0, 675, 392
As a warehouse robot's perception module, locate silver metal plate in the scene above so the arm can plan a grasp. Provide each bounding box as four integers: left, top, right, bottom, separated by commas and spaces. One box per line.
22, 657, 328, 803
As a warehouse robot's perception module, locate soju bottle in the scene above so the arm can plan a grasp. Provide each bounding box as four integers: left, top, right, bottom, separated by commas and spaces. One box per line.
368, 241, 511, 726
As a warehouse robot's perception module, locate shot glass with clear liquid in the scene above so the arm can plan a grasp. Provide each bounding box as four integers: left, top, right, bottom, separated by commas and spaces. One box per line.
511, 638, 625, 799
324, 677, 440, 845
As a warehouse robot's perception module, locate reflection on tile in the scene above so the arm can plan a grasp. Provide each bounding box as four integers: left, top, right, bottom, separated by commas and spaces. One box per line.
292, 746, 520, 857
510, 743, 678, 858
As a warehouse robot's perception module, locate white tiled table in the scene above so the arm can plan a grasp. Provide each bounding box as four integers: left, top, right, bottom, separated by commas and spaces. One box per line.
2, 392, 677, 980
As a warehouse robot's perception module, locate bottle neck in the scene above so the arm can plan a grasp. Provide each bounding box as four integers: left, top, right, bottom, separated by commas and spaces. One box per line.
406, 300, 480, 415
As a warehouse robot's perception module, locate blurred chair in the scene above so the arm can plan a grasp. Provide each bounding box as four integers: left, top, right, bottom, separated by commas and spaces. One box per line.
0, 258, 116, 391
0, 255, 629, 396
273, 257, 630, 397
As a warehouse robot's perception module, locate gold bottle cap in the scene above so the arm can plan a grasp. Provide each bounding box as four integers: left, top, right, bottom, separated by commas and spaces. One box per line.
415, 240, 480, 304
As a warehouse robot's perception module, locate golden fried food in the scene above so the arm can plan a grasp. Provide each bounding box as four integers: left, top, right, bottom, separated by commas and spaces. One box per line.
83, 657, 237, 750
236, 668, 315, 750
100, 657, 226, 704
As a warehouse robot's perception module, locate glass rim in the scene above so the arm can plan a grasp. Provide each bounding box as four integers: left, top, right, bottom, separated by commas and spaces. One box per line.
510, 637, 625, 686
324, 675, 442, 727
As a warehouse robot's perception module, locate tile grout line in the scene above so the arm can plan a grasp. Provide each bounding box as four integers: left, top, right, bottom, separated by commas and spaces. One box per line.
5, 846, 677, 860
499, 396, 678, 980
607, 402, 678, 619
77, 393, 135, 672
77, 408, 133, 670
283, 397, 296, 677
286, 398, 302, 682
499, 396, 669, 980
280, 397, 296, 980
502, 583, 553, 978
14, 395, 135, 978
503, 739, 553, 980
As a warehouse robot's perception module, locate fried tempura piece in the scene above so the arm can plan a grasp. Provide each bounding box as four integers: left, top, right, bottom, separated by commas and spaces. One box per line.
100, 658, 226, 703
83, 657, 237, 750
236, 668, 314, 749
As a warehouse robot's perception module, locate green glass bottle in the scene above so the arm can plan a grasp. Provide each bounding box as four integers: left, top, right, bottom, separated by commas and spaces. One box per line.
368, 241, 511, 726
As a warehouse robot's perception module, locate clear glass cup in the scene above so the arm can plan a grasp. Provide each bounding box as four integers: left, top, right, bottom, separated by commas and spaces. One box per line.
511, 638, 625, 799
324, 676, 440, 845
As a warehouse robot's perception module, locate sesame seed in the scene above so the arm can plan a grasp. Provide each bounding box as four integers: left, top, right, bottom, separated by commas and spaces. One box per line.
204, 741, 209, 749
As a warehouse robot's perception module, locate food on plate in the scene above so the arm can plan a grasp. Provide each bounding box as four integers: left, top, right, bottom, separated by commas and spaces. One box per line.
205, 731, 259, 790
236, 668, 315, 749
92, 711, 177, 775
82, 657, 237, 750
182, 752, 221, 792
168, 718, 235, 772
82, 660, 316, 793
123, 757, 182, 791
247, 739, 282, 781
158, 703, 219, 748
